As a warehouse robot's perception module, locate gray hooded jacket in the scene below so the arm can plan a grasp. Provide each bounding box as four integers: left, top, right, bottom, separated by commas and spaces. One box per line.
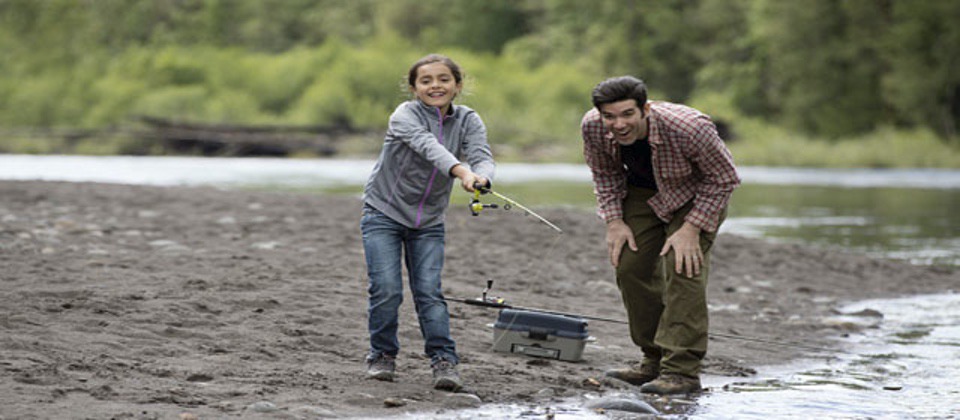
363, 99, 495, 229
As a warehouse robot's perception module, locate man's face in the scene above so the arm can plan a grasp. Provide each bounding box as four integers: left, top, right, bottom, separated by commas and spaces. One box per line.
599, 99, 648, 145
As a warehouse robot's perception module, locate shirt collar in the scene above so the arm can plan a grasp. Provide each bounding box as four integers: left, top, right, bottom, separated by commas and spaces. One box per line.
646, 105, 662, 145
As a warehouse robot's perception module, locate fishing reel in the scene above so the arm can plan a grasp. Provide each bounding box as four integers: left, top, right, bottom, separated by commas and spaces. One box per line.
469, 181, 495, 216
469, 197, 498, 216
462, 279, 507, 307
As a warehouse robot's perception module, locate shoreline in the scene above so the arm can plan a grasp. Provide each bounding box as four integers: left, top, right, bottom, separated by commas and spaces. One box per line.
1, 180, 956, 418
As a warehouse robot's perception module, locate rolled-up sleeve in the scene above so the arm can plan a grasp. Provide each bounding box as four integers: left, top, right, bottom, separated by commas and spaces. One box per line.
684, 117, 740, 232
582, 109, 626, 223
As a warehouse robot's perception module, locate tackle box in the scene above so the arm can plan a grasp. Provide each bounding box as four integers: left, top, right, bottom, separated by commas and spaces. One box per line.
492, 309, 591, 362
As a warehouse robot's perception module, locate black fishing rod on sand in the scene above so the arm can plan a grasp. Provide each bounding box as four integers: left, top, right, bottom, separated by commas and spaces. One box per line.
448, 280, 844, 354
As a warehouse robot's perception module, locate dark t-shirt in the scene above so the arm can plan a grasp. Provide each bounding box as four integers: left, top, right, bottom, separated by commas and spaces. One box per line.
620, 138, 657, 190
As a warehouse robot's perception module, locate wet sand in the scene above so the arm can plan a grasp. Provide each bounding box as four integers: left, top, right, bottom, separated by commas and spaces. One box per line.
1, 180, 956, 418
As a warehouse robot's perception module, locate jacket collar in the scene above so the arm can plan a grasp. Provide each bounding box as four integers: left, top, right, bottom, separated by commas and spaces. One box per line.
415, 99, 457, 120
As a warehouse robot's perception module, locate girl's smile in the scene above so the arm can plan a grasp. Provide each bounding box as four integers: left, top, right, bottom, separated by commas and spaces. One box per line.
411, 62, 461, 114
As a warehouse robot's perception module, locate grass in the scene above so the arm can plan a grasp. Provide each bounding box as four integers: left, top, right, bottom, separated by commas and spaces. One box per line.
726, 124, 960, 168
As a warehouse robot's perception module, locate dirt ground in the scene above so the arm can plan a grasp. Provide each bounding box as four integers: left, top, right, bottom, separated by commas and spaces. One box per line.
1, 180, 956, 419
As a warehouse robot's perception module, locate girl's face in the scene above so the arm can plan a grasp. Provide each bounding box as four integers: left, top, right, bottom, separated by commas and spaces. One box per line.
411, 62, 461, 114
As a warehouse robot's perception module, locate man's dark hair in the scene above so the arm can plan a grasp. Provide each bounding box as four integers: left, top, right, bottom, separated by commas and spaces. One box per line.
591, 76, 647, 109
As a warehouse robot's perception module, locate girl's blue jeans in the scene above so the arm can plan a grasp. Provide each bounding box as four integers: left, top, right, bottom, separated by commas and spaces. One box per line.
360, 206, 458, 365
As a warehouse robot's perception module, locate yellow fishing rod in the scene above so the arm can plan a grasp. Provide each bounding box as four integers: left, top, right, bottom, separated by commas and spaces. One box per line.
469, 182, 563, 233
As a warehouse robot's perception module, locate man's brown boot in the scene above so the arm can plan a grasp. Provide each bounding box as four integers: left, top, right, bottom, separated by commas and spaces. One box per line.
639, 373, 702, 395
604, 363, 659, 386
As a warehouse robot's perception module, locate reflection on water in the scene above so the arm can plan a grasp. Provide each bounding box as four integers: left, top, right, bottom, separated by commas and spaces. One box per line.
693, 293, 960, 419
724, 184, 960, 266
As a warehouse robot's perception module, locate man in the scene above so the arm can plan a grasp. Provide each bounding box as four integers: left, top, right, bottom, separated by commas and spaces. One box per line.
581, 76, 740, 395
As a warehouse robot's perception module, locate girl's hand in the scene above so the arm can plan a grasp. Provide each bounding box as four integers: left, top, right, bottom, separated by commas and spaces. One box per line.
450, 164, 485, 192
460, 173, 486, 192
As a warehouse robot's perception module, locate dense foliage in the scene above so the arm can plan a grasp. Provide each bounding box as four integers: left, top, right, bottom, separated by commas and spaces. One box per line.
1, 0, 958, 164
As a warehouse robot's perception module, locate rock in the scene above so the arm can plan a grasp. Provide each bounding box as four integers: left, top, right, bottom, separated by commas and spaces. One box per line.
535, 387, 556, 399
344, 393, 378, 406
442, 393, 482, 409
583, 395, 659, 414
599, 376, 632, 390
383, 397, 406, 407
148, 239, 191, 252
248, 401, 278, 413
185, 373, 214, 382
216, 216, 237, 225
821, 318, 868, 331
90, 384, 118, 400
822, 309, 883, 330
179, 413, 198, 420
581, 377, 602, 389
137, 210, 160, 218
148, 239, 179, 247
844, 308, 884, 318
251, 241, 281, 250
291, 405, 339, 417
210, 401, 239, 412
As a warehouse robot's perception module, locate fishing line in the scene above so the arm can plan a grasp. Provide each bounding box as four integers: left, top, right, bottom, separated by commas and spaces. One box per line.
467, 182, 565, 288
450, 287, 849, 355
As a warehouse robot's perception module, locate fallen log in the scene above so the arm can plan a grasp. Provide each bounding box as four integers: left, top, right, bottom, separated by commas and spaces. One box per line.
135, 115, 376, 157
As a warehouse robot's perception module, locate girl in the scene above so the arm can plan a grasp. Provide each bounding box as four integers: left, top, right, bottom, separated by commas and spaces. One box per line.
360, 54, 495, 392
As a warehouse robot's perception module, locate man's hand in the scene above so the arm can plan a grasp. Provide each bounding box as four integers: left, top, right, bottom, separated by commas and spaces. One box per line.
660, 222, 703, 277
606, 219, 636, 267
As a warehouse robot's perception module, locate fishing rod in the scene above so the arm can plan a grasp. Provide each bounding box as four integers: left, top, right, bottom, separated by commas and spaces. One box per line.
469, 182, 563, 234
449, 280, 845, 354
447, 280, 626, 324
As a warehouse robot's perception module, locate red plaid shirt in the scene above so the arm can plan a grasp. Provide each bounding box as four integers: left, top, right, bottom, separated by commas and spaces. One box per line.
581, 101, 740, 232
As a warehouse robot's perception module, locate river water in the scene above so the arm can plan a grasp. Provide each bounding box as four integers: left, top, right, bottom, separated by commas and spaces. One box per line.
3, 154, 957, 266
2, 154, 959, 418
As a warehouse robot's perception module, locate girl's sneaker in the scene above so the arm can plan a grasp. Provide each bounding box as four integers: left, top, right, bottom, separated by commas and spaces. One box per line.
366, 354, 396, 381
431, 360, 463, 391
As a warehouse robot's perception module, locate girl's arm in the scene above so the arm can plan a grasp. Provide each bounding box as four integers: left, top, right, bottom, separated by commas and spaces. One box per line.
389, 104, 462, 175
459, 111, 496, 182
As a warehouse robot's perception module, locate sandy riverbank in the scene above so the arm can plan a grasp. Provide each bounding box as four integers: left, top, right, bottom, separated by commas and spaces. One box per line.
1, 180, 956, 419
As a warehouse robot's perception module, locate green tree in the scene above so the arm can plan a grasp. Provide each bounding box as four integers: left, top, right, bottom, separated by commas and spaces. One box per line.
752, 0, 887, 137
692, 0, 771, 117
883, 0, 960, 139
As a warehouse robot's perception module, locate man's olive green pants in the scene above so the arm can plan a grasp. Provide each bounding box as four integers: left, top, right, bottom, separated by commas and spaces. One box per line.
616, 186, 725, 378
